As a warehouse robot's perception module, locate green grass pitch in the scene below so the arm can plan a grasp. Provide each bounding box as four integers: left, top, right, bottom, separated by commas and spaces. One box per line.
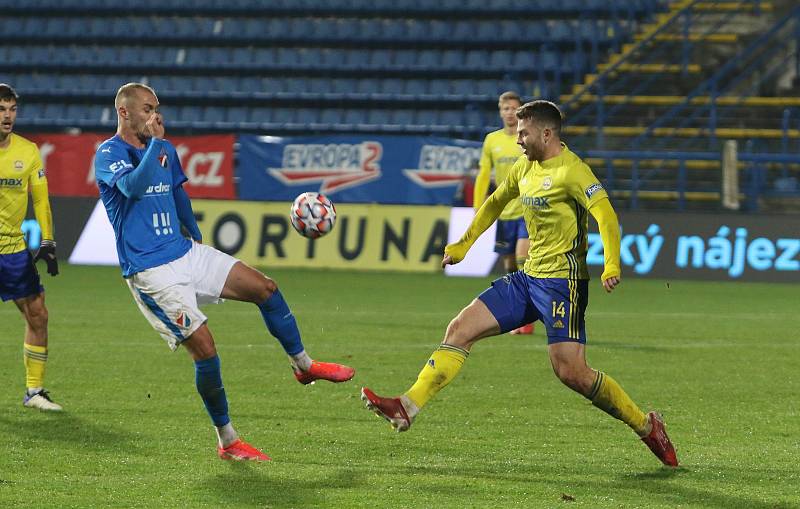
0, 264, 798, 508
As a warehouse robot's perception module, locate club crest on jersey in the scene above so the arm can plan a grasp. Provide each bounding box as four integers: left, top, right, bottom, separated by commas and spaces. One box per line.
158, 149, 169, 168
542, 176, 553, 190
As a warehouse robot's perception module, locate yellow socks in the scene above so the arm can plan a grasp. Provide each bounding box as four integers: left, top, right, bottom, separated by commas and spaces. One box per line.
24, 343, 48, 390
404, 344, 469, 410
588, 370, 648, 436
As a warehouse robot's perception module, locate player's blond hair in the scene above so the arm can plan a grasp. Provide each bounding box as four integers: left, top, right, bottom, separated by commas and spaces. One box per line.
498, 91, 522, 106
115, 82, 157, 109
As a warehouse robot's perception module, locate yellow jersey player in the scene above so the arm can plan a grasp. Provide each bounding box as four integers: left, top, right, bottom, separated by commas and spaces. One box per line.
362, 100, 678, 468
474, 91, 534, 335
0, 84, 62, 411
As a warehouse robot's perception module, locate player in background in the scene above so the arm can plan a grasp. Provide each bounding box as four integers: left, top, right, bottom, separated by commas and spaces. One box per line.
95, 83, 354, 461
362, 100, 678, 467
0, 84, 62, 412
474, 91, 534, 335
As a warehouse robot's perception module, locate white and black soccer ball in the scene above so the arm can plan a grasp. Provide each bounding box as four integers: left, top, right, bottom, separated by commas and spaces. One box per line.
290, 192, 337, 239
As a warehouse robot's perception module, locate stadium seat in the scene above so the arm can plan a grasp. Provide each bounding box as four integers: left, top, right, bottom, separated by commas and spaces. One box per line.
429, 79, 451, 97
367, 109, 391, 126
405, 80, 428, 97
392, 109, 415, 127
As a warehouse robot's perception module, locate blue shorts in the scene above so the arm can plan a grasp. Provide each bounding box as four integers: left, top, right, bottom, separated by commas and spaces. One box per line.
0, 250, 43, 302
478, 271, 588, 344
494, 218, 528, 255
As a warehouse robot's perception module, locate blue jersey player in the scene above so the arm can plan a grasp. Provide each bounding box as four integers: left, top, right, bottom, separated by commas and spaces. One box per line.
94, 83, 355, 461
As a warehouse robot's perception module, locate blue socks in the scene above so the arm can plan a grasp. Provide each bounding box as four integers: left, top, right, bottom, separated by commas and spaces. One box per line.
195, 355, 230, 427
258, 289, 304, 356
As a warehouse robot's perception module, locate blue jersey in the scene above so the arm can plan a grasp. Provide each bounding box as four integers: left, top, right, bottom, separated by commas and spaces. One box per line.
94, 135, 192, 277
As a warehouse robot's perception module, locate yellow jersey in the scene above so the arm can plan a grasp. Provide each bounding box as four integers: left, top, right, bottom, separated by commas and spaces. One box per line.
500, 144, 610, 278
474, 128, 524, 220
0, 133, 53, 254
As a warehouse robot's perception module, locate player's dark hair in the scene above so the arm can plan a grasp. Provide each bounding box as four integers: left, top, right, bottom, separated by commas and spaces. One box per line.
516, 100, 563, 133
0, 84, 19, 103
498, 91, 522, 105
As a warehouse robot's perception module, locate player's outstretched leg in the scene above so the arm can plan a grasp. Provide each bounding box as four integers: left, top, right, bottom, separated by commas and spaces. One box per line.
195, 354, 269, 461
361, 343, 469, 432
640, 411, 678, 467
257, 286, 354, 384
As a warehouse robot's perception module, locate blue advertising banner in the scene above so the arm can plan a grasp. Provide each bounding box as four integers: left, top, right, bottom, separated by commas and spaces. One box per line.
237, 134, 482, 204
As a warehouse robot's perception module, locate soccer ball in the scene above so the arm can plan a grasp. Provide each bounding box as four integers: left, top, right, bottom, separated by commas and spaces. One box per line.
290, 192, 337, 239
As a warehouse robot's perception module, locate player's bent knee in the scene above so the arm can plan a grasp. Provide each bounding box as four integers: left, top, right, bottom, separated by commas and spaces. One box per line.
255, 276, 278, 303
183, 326, 217, 360
553, 365, 591, 394
444, 316, 476, 349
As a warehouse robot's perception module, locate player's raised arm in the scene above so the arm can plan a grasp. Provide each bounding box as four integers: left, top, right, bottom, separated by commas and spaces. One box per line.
442, 178, 517, 267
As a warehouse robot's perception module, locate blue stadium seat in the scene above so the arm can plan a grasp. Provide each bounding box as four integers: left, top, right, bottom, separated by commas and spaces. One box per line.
367, 109, 391, 126
440, 110, 464, 127
370, 49, 392, 67
477, 79, 499, 97
392, 110, 415, 127
442, 49, 464, 68
429, 79, 450, 97
320, 48, 345, 67
356, 79, 380, 96
416, 49, 439, 69
451, 21, 475, 41
380, 79, 404, 96
514, 50, 537, 70
394, 50, 416, 68
258, 77, 286, 95
451, 80, 475, 97
415, 110, 438, 126
331, 78, 356, 95
343, 109, 367, 125
319, 108, 343, 127
253, 48, 277, 68
489, 50, 513, 69
549, 20, 573, 43
344, 49, 369, 69
179, 106, 203, 123
404, 80, 428, 97
285, 77, 310, 94
271, 108, 296, 124
428, 20, 452, 42
249, 107, 273, 124
465, 50, 489, 70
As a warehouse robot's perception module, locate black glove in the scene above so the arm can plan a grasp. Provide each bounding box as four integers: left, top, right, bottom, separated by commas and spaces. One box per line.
34, 240, 59, 276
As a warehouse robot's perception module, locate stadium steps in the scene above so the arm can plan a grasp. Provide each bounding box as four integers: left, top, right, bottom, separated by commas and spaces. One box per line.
555, 0, 798, 209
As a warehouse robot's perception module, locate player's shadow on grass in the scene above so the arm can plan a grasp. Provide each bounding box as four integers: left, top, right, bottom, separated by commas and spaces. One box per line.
617, 468, 794, 509
0, 412, 139, 452
201, 464, 363, 508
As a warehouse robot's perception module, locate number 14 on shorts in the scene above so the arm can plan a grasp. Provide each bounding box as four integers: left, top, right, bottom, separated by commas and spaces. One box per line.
152, 212, 173, 236
552, 301, 565, 318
